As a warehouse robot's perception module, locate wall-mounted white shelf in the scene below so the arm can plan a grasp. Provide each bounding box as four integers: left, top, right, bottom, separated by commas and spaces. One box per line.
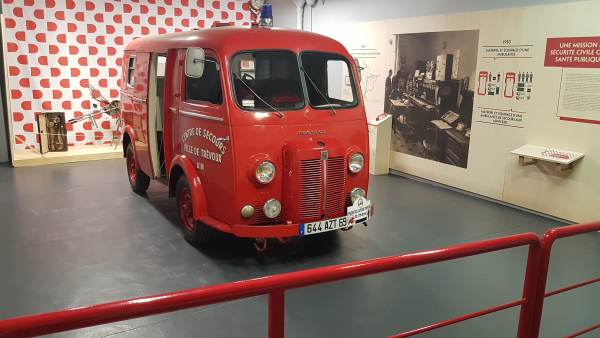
510, 144, 584, 174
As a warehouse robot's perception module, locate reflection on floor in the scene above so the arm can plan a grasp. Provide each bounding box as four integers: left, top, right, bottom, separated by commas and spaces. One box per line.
0, 160, 597, 338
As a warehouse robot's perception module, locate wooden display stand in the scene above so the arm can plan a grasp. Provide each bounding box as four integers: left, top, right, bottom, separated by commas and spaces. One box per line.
368, 114, 392, 175
12, 144, 123, 167
510, 144, 584, 174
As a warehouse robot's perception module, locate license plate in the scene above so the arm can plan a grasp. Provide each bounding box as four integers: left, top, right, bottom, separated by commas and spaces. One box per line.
299, 215, 349, 236
299, 197, 372, 236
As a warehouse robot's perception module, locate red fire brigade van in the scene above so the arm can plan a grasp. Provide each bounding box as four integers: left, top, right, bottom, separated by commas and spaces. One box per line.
120, 25, 373, 249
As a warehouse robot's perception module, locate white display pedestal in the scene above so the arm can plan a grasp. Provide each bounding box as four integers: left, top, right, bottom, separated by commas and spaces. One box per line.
368, 115, 392, 175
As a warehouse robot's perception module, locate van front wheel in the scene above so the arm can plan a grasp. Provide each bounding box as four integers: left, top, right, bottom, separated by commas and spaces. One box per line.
176, 175, 215, 244
126, 143, 150, 192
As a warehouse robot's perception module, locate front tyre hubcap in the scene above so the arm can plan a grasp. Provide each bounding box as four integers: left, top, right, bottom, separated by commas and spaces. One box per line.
179, 187, 195, 231
128, 152, 136, 183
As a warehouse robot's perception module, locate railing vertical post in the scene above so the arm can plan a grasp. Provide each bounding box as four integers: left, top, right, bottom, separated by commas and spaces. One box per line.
527, 231, 558, 338
516, 241, 541, 338
268, 289, 285, 338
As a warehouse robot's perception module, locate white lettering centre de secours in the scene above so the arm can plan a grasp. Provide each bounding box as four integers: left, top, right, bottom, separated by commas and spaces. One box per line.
181, 127, 227, 164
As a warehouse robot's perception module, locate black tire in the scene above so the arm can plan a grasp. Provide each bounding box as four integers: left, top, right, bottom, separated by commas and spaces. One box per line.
126, 142, 151, 192
175, 175, 216, 244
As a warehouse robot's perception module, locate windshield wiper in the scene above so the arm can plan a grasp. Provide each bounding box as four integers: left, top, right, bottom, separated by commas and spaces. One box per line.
300, 66, 337, 116
233, 73, 283, 118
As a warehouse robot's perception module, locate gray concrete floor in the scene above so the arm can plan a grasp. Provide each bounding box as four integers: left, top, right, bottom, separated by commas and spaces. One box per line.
0, 159, 599, 337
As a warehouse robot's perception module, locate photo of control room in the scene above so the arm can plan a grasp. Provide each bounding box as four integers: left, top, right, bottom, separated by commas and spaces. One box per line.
387, 29, 479, 168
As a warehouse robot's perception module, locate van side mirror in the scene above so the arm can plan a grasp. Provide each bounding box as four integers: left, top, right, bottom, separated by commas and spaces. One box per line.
186, 47, 205, 78
354, 58, 363, 82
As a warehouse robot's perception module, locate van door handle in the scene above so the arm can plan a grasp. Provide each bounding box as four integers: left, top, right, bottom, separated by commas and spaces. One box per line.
170, 107, 178, 114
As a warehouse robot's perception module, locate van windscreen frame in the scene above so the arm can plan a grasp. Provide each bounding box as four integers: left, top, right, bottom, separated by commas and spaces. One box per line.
230, 49, 306, 112
299, 51, 360, 110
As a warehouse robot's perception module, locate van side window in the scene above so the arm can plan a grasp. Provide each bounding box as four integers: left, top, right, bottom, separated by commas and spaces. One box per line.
127, 56, 136, 87
185, 57, 223, 105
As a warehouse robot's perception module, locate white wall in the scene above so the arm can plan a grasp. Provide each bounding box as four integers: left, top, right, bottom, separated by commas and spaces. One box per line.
267, 0, 600, 223
267, 0, 298, 29
267, 0, 587, 32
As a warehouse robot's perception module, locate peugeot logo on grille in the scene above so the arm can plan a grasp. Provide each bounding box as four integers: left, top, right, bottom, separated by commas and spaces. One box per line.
298, 130, 326, 135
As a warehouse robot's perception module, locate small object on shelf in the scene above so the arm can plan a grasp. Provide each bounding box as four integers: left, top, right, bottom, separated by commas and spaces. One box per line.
510, 144, 584, 174
36, 112, 68, 154
541, 148, 577, 160
425, 60, 435, 80
430, 120, 452, 130
441, 110, 460, 124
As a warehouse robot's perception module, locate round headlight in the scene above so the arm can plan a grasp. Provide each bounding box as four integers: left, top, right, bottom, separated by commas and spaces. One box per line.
263, 199, 282, 219
256, 161, 276, 184
350, 187, 366, 204
348, 153, 364, 173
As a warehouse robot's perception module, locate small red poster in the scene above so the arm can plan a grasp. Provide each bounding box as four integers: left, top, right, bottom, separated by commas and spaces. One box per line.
544, 37, 600, 68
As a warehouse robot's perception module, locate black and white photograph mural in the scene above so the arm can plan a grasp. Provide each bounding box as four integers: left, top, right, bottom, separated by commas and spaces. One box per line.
387, 30, 479, 168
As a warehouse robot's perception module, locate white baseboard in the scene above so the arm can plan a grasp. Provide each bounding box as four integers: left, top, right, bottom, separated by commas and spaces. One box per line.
388, 169, 573, 225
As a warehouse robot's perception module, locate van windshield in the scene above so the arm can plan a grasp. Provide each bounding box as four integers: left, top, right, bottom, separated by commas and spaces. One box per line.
300, 52, 358, 109
231, 51, 305, 111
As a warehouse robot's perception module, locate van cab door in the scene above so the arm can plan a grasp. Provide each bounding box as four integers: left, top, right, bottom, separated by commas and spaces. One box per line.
128, 52, 153, 177
176, 49, 235, 225
164, 49, 183, 176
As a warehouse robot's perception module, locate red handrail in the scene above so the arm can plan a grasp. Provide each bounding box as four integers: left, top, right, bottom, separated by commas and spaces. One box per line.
528, 220, 600, 338
0, 233, 541, 338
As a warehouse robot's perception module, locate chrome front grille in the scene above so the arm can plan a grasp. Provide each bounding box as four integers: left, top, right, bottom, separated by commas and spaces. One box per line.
299, 156, 346, 220
299, 159, 322, 219
325, 156, 346, 215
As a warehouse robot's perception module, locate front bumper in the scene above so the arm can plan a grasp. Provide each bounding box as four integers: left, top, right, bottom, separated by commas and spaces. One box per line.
231, 202, 374, 238
232, 223, 300, 238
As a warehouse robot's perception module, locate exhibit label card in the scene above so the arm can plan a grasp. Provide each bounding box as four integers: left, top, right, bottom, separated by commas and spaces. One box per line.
545, 36, 600, 121
556, 68, 600, 122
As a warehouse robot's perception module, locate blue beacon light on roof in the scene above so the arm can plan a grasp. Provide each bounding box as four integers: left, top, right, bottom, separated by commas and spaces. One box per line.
259, 4, 273, 28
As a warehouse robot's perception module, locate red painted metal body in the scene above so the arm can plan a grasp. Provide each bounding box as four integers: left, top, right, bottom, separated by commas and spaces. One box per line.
120, 26, 370, 238
122, 52, 152, 176
528, 220, 600, 338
